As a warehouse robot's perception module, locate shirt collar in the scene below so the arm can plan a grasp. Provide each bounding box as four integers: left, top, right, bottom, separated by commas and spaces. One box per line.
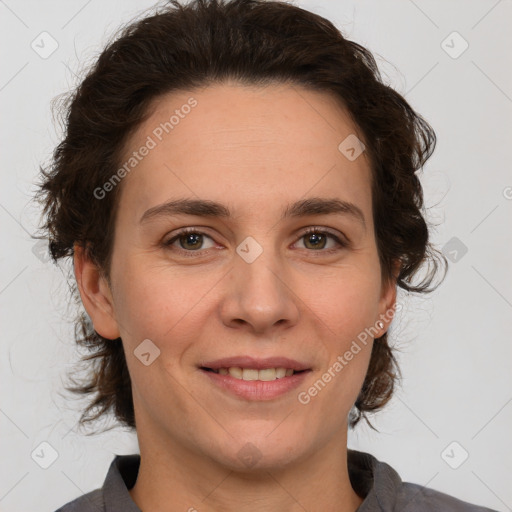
348, 449, 403, 510
103, 454, 142, 512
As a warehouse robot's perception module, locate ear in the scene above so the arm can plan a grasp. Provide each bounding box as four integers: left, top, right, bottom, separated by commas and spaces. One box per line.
73, 243, 120, 340
376, 258, 401, 336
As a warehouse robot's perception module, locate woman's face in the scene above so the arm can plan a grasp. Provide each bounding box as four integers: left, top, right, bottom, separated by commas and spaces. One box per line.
86, 82, 396, 470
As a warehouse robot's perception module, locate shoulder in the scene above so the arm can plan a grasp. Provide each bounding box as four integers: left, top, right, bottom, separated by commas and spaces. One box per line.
53, 453, 140, 512
347, 449, 498, 512
53, 488, 104, 512
398, 482, 498, 511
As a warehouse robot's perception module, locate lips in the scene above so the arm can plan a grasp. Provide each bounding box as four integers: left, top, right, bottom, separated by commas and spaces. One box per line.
199, 355, 311, 372
200, 360, 312, 401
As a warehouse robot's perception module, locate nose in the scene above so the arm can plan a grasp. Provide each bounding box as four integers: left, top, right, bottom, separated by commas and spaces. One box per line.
219, 244, 300, 334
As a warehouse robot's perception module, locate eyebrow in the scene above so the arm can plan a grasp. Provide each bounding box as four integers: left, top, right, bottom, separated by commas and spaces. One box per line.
140, 196, 366, 231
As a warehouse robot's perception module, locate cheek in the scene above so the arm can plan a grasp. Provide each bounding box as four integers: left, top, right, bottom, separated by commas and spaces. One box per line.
110, 258, 208, 351
300, 265, 382, 339
111, 265, 208, 406
297, 277, 377, 417
293, 263, 381, 401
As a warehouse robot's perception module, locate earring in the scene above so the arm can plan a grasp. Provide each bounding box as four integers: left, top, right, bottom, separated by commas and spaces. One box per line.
377, 321, 384, 330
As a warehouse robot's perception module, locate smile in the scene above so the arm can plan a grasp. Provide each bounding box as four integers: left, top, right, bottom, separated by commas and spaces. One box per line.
203, 367, 304, 381
200, 367, 311, 400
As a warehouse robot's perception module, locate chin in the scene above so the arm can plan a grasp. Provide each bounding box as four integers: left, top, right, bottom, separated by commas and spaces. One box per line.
206, 428, 308, 473
219, 447, 300, 474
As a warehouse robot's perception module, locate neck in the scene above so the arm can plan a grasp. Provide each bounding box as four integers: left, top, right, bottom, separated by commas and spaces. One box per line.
129, 423, 364, 512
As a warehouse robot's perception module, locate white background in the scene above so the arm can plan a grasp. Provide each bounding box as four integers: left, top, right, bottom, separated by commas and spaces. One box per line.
1, 1, 511, 511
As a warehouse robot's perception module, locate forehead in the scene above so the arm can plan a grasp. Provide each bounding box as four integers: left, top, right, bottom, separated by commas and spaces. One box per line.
117, 82, 373, 223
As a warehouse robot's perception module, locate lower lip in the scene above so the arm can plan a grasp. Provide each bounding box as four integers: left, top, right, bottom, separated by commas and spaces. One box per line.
200, 369, 311, 401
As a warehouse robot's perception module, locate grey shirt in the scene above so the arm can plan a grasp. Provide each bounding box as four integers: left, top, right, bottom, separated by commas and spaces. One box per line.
55, 449, 498, 511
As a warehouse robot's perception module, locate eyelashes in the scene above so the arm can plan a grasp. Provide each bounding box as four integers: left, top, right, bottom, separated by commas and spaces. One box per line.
163, 228, 217, 255
163, 226, 349, 258
296, 227, 348, 252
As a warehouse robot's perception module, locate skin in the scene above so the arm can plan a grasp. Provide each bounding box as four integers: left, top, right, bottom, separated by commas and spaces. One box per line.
74, 81, 398, 512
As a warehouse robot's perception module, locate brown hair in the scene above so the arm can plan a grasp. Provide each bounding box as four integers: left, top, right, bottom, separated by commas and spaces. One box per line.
34, 0, 447, 433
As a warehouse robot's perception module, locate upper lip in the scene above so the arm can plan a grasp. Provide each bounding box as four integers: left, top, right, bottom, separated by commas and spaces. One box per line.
200, 356, 311, 371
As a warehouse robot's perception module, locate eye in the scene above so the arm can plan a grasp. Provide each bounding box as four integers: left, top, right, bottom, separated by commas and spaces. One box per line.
163, 228, 216, 256
294, 227, 348, 253
163, 226, 348, 258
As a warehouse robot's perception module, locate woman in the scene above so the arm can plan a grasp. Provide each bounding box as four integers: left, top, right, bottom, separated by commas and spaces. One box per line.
35, 0, 497, 510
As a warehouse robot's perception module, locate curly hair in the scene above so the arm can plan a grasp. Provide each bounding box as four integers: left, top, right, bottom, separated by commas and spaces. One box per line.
34, 0, 447, 433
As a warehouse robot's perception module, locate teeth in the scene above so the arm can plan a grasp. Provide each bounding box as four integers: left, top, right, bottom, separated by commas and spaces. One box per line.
276, 368, 287, 378
228, 367, 243, 379
216, 367, 296, 381
243, 369, 259, 381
